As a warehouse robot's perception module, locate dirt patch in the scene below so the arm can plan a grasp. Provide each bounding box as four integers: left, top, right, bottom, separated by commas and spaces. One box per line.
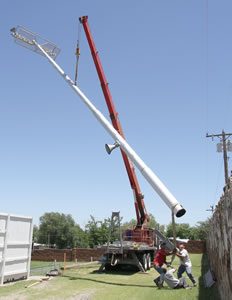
0, 296, 28, 300
67, 289, 96, 300
30, 277, 53, 290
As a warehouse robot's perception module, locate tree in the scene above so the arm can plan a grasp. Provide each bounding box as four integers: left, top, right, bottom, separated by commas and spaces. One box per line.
121, 213, 165, 237
165, 220, 210, 240
33, 225, 39, 243
38, 212, 85, 249
72, 224, 89, 248
157, 224, 166, 235
85, 215, 112, 248
166, 223, 192, 239
85, 215, 101, 248
147, 213, 159, 229
192, 220, 210, 240
120, 218, 137, 232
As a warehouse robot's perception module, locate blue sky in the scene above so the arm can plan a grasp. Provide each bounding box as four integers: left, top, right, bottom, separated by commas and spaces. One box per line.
1, 0, 232, 228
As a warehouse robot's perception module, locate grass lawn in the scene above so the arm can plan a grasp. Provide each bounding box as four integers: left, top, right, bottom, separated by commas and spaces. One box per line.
0, 254, 220, 300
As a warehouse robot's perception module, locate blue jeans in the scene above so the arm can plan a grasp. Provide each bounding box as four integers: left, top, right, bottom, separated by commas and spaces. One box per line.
154, 265, 165, 283
177, 264, 196, 284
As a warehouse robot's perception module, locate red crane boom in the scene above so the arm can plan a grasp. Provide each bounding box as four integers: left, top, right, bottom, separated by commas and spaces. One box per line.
79, 16, 151, 237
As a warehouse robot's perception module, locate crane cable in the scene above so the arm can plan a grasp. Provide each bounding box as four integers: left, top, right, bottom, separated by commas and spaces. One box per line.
74, 21, 82, 85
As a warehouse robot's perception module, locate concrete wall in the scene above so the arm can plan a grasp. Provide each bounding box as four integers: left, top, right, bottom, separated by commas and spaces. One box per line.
206, 186, 232, 300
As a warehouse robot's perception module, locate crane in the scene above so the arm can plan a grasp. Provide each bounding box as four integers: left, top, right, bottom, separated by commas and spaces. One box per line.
79, 16, 151, 244
78, 17, 184, 271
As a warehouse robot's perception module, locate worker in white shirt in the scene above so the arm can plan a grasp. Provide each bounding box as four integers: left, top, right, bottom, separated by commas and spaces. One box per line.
163, 268, 189, 289
175, 243, 197, 286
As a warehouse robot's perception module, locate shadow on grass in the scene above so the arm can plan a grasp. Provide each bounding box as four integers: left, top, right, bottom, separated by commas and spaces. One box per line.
91, 270, 137, 276
198, 253, 220, 300
62, 273, 158, 288
88, 263, 156, 276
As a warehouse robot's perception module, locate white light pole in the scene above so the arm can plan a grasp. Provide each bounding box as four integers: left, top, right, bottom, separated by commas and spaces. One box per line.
10, 26, 186, 218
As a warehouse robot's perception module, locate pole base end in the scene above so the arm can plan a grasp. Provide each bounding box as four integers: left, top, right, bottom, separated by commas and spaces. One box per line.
175, 208, 186, 218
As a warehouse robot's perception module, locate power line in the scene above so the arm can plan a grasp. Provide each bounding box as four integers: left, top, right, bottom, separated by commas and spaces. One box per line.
206, 205, 214, 214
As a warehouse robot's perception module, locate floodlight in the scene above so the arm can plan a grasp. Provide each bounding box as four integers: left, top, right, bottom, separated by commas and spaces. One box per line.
10, 26, 60, 59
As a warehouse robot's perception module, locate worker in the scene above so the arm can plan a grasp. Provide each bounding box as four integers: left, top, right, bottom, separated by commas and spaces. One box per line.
175, 243, 197, 286
153, 242, 174, 288
162, 267, 190, 289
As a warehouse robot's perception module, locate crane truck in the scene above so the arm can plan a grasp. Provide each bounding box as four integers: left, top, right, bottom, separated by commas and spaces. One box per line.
79, 16, 179, 272
11, 24, 186, 272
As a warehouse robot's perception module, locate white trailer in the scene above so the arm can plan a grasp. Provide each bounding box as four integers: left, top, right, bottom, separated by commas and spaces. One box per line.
0, 213, 33, 284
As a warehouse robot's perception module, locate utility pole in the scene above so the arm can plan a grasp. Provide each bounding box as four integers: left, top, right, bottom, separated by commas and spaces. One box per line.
206, 205, 214, 214
206, 130, 232, 185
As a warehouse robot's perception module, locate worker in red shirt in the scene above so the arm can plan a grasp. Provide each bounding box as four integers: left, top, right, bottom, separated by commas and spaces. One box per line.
153, 242, 174, 288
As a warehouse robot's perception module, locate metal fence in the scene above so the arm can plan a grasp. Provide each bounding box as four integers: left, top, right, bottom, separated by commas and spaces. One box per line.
30, 261, 61, 276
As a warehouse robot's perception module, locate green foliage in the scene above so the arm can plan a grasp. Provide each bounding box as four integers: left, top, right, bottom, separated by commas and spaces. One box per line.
85, 215, 104, 248
33, 211, 210, 250
121, 213, 159, 230
166, 223, 192, 239
72, 224, 89, 248
157, 224, 166, 234
33, 224, 39, 242
38, 212, 86, 249
192, 220, 210, 240
121, 218, 137, 231
147, 213, 159, 228
166, 219, 210, 240
84, 215, 120, 248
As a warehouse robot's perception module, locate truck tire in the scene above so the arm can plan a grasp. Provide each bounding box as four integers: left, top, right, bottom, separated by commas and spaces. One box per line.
146, 253, 151, 270
104, 263, 120, 271
104, 263, 112, 271
142, 253, 148, 271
